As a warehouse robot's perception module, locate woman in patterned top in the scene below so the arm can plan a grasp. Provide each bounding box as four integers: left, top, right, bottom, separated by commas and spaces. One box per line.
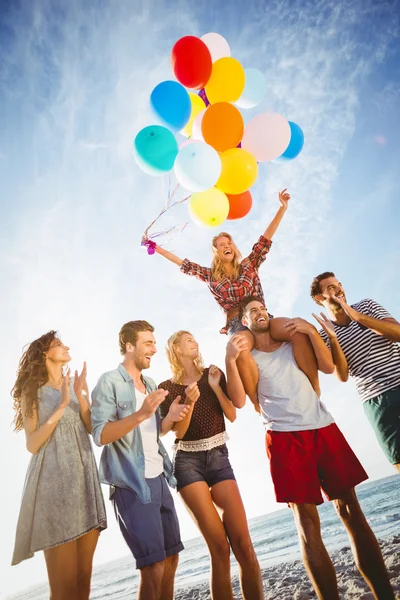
159, 331, 263, 600
154, 189, 320, 408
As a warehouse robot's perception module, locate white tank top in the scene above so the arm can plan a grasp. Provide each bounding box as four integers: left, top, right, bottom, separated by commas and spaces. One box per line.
252, 343, 334, 431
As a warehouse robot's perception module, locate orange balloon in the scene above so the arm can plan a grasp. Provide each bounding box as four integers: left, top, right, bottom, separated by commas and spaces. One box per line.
201, 102, 244, 152
227, 191, 253, 220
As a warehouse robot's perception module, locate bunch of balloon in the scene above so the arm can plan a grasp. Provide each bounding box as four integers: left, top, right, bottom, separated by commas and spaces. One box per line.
134, 32, 305, 231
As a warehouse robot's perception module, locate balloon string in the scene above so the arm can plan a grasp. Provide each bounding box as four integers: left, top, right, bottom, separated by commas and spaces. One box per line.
141, 183, 191, 253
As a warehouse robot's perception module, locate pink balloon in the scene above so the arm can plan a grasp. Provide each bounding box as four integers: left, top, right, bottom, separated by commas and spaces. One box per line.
192, 108, 207, 140
200, 32, 231, 62
242, 113, 291, 162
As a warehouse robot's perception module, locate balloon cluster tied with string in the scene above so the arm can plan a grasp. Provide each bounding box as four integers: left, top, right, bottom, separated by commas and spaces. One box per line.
134, 32, 305, 254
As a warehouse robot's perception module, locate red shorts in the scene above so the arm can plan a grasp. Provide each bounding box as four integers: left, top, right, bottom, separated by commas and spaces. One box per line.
266, 423, 368, 505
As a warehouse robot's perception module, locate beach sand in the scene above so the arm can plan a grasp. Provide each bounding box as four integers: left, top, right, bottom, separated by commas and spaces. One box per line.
174, 535, 400, 599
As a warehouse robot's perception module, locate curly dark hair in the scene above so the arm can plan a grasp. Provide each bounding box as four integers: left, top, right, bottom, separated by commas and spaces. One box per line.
11, 330, 58, 432
310, 272, 336, 305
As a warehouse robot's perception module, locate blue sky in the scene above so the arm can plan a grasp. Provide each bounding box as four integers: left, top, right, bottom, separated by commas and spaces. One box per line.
1, 0, 399, 596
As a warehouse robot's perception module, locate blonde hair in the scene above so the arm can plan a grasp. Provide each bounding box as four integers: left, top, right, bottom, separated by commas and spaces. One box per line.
166, 331, 204, 384
211, 232, 242, 281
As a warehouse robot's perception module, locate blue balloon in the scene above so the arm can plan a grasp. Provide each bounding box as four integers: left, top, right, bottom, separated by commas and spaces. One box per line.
150, 80, 191, 133
277, 121, 304, 161
134, 125, 178, 176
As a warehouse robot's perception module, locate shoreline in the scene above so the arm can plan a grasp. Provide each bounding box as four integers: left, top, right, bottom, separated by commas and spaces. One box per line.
174, 535, 400, 599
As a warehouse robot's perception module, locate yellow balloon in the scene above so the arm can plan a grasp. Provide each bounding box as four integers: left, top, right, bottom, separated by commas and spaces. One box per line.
189, 188, 229, 227
205, 57, 245, 104
216, 148, 258, 194
181, 93, 206, 137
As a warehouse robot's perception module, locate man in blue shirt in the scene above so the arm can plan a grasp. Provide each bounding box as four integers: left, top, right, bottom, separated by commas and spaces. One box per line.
92, 320, 189, 600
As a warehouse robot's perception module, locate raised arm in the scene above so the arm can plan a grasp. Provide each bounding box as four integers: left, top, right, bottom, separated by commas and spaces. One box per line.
91, 376, 168, 446
244, 189, 290, 270
160, 395, 190, 435
225, 335, 255, 410
155, 244, 212, 283
155, 245, 184, 266
171, 383, 200, 439
263, 188, 290, 240
334, 297, 400, 342
23, 370, 71, 455
73, 362, 92, 433
313, 313, 349, 382
208, 367, 236, 422
284, 318, 335, 374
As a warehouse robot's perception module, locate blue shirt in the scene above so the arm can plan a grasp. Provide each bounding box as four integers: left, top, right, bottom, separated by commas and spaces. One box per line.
91, 364, 176, 503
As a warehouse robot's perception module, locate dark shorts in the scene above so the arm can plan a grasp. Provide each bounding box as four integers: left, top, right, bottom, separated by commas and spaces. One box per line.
363, 386, 400, 465
227, 316, 249, 337
174, 444, 236, 492
266, 423, 368, 505
111, 475, 184, 569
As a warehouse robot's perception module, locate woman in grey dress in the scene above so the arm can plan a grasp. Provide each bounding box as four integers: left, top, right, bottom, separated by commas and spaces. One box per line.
11, 330, 107, 600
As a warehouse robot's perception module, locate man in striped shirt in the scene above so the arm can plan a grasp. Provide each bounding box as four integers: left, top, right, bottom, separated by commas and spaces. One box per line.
310, 272, 400, 472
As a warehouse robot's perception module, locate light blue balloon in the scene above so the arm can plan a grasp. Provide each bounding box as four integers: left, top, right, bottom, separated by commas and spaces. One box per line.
150, 80, 191, 133
134, 125, 178, 176
174, 141, 221, 192
277, 121, 304, 161
236, 68, 267, 109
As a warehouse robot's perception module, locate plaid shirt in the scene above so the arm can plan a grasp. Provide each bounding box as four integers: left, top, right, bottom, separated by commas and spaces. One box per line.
180, 235, 272, 333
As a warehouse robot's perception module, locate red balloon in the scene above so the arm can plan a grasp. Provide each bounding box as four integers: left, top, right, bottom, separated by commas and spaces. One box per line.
171, 36, 212, 90
227, 191, 253, 220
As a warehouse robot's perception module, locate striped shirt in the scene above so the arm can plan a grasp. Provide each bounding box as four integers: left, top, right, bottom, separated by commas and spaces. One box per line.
319, 298, 400, 402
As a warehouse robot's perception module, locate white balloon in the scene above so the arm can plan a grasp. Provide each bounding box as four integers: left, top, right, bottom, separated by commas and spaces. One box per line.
236, 68, 267, 109
174, 141, 222, 192
201, 32, 231, 62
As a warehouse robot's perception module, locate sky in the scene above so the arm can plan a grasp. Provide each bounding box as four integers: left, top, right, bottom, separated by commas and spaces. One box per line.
1, 0, 400, 596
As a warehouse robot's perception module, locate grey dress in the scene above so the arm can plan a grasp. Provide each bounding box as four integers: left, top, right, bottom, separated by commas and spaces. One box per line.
12, 383, 107, 565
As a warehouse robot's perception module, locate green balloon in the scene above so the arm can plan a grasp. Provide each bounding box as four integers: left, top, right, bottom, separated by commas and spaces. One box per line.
134, 125, 178, 176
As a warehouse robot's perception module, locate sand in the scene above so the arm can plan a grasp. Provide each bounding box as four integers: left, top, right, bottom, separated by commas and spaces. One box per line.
174, 535, 400, 599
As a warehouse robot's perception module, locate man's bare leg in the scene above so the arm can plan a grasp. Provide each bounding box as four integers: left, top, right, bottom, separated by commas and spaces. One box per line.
291, 503, 339, 600
333, 489, 395, 599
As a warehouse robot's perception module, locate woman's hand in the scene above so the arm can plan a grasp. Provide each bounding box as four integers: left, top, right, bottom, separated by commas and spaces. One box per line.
185, 382, 200, 405
208, 365, 222, 389
278, 188, 290, 210
74, 362, 88, 398
226, 335, 248, 362
167, 396, 190, 422
60, 369, 71, 408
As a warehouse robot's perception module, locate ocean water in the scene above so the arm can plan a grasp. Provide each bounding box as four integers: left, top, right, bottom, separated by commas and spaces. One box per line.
7, 475, 400, 599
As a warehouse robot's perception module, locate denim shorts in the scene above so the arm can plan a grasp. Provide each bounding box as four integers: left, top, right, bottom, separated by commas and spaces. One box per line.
111, 475, 184, 569
363, 385, 400, 465
174, 444, 236, 492
227, 316, 249, 337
